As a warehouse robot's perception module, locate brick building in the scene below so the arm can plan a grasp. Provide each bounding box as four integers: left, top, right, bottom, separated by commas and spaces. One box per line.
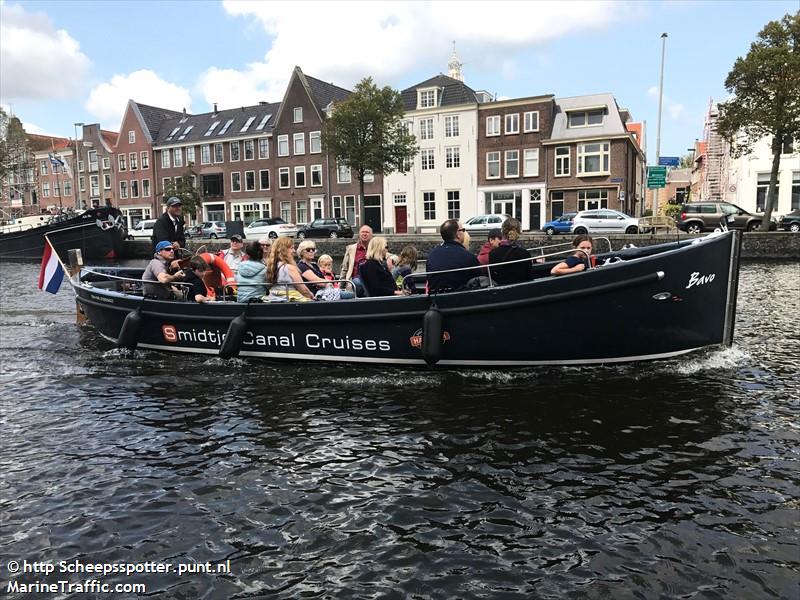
74, 125, 118, 211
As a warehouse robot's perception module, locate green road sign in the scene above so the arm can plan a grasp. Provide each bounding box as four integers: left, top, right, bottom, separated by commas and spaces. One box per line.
647, 166, 667, 188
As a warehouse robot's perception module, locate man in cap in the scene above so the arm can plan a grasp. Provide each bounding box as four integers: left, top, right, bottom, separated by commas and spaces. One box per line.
151, 196, 186, 252
219, 234, 248, 274
143, 241, 186, 299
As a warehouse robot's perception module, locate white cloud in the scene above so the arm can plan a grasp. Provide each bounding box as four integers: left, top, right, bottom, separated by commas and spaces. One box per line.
86, 70, 192, 128
646, 86, 684, 121
668, 103, 684, 120
200, 0, 620, 108
0, 2, 90, 102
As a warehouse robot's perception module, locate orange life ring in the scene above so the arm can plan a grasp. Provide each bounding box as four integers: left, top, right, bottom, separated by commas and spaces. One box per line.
199, 252, 236, 293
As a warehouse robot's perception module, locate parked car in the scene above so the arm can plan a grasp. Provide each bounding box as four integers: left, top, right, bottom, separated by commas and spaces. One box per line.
675, 201, 775, 233
541, 212, 577, 236
296, 218, 354, 239
777, 209, 800, 233
245, 217, 297, 239
187, 221, 227, 239
570, 209, 640, 235
464, 214, 511, 233
127, 219, 156, 240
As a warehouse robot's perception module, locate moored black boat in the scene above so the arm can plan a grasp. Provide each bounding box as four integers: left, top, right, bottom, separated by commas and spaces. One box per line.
0, 206, 126, 260
69, 230, 742, 367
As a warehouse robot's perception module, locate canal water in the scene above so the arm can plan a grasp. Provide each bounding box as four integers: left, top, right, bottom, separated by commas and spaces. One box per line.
0, 260, 798, 599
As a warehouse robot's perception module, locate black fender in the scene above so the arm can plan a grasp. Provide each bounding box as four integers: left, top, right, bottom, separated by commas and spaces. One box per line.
117, 307, 143, 351
422, 305, 443, 366
219, 312, 248, 359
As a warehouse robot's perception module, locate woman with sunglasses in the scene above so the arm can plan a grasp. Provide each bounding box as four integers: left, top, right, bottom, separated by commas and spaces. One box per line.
296, 239, 328, 295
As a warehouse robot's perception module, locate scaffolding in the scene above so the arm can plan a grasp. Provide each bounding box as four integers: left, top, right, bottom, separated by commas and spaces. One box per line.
701, 99, 731, 201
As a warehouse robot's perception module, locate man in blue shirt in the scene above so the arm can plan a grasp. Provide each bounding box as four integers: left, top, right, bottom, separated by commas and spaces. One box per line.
426, 219, 480, 291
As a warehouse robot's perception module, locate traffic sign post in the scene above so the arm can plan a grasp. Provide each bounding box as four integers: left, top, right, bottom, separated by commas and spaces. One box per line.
647, 166, 667, 189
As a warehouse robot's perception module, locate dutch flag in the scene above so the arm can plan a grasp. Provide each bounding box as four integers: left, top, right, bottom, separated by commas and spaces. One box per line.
49, 153, 65, 167
38, 243, 64, 294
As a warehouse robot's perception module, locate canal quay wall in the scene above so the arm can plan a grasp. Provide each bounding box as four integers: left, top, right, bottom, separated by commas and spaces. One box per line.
123, 232, 800, 261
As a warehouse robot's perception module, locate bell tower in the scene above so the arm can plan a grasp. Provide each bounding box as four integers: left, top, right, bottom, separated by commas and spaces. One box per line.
448, 41, 463, 82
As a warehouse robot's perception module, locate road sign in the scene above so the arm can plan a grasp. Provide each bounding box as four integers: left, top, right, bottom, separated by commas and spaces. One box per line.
658, 156, 680, 167
647, 166, 666, 189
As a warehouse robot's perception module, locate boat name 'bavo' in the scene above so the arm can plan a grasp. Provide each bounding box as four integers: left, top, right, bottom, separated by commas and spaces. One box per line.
162, 325, 391, 352
685, 271, 716, 289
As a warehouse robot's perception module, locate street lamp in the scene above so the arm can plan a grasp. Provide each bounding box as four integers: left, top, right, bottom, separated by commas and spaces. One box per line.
73, 122, 84, 210
654, 32, 668, 216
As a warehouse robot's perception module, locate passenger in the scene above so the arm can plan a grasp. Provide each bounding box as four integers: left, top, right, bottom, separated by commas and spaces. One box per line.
426, 219, 480, 292
312, 253, 355, 300
266, 237, 314, 302
258, 238, 272, 267
392, 245, 418, 291
461, 229, 471, 250
143, 241, 185, 299
151, 197, 186, 253
477, 229, 502, 265
340, 224, 372, 294
219, 234, 247, 275
359, 237, 405, 296
317, 254, 336, 283
550, 235, 594, 276
182, 256, 215, 303
489, 217, 533, 285
236, 242, 268, 302
296, 239, 328, 295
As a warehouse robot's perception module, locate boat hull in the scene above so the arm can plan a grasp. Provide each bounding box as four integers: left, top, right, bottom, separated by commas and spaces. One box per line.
74, 231, 742, 367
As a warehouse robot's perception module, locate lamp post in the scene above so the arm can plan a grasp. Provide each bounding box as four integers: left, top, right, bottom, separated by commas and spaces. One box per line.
653, 33, 668, 216
73, 122, 84, 210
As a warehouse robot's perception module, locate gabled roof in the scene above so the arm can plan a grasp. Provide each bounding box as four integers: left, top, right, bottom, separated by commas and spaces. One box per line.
401, 74, 479, 111
133, 102, 185, 141
27, 134, 71, 152
303, 73, 351, 113
101, 130, 119, 148
153, 102, 281, 147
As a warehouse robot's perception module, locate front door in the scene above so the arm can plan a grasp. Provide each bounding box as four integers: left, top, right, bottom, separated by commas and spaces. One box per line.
528, 203, 541, 232
394, 205, 408, 234
364, 195, 382, 233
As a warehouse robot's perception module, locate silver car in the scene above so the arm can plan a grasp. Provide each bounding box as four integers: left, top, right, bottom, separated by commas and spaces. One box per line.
570, 209, 640, 235
464, 214, 511, 233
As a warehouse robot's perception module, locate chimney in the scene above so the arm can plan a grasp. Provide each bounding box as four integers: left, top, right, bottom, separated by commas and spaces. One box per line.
182, 107, 187, 116
259, 101, 267, 106
213, 102, 218, 116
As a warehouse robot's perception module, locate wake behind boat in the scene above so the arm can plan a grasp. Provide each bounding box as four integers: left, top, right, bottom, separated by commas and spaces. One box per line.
66, 230, 743, 367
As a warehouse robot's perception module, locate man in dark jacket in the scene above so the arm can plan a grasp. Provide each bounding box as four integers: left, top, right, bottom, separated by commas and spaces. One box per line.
151, 197, 186, 252
426, 219, 480, 291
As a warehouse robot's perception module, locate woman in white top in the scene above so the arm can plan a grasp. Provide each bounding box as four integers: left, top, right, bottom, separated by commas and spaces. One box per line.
266, 237, 314, 301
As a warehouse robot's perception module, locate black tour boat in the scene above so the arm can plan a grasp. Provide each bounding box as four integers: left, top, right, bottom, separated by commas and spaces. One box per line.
0, 206, 126, 260
67, 230, 742, 367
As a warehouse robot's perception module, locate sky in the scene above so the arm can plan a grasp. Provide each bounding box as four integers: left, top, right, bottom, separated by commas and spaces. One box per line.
1, 0, 797, 164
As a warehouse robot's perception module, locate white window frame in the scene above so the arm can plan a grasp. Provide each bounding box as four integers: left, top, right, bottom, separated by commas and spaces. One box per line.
128, 131, 135, 144
142, 179, 150, 197
577, 141, 610, 176
230, 141, 241, 162
201, 145, 211, 165
486, 151, 501, 179
279, 167, 290, 189
421, 148, 435, 170
523, 111, 540, 133
294, 165, 306, 188
505, 150, 519, 178
162, 177, 171, 192
90, 175, 99, 196
173, 148, 182, 168
259, 169, 270, 191
161, 151, 170, 169
131, 179, 139, 198
119, 180, 128, 199
578, 189, 609, 211
332, 196, 342, 219
281, 201, 292, 223
277, 135, 289, 157
186, 146, 195, 164
447, 190, 460, 219
103, 174, 111, 190
505, 113, 520, 135
363, 170, 374, 183
258, 138, 269, 159
244, 139, 254, 160
423, 191, 436, 221
103, 157, 111, 170
293, 107, 303, 123
568, 109, 605, 128
309, 131, 321, 154
555, 146, 570, 177
444, 115, 459, 137
231, 171, 241, 193
337, 164, 351, 184
445, 146, 460, 169
129, 152, 138, 170
310, 164, 322, 187
486, 115, 501, 136
244, 170, 256, 191
293, 132, 305, 155
140, 151, 149, 169
418, 88, 436, 109
420, 118, 434, 140
214, 143, 223, 163
523, 148, 539, 177
118, 154, 127, 171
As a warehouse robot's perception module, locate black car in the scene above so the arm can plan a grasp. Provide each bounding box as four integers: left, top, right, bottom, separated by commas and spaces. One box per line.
296, 218, 354, 239
778, 209, 800, 233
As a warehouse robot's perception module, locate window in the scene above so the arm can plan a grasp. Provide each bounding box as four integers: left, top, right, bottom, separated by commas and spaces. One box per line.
63, 181, 72, 196
214, 143, 223, 163
311, 164, 322, 187
141, 151, 149, 169
88, 150, 98, 171
756, 172, 778, 211
293, 133, 305, 155
524, 111, 539, 132
279, 167, 290, 188
162, 177, 171, 192
297, 200, 308, 224
394, 193, 406, 204
244, 140, 254, 160
310, 131, 321, 153
201, 145, 211, 165
119, 181, 128, 199
281, 201, 291, 222
230, 141, 240, 161
568, 109, 604, 128
255, 114, 271, 131
363, 170, 374, 182
231, 172, 241, 192
345, 196, 356, 225
421, 148, 435, 170
103, 174, 111, 190
40, 160, 49, 176
551, 191, 564, 218
186, 146, 195, 163
79, 176, 85, 192
204, 121, 220, 136
555, 146, 570, 176
577, 142, 610, 175
42, 182, 50, 197
332, 196, 342, 218
166, 126, 180, 141
161, 151, 170, 169
258, 138, 269, 159
486, 115, 501, 136
423, 191, 436, 220
128, 131, 135, 143
178, 125, 193, 140
447, 191, 460, 219
505, 150, 519, 177
445, 146, 460, 168
293, 107, 303, 123
793, 171, 800, 210
142, 179, 150, 197
245, 171, 255, 191
259, 169, 270, 190
295, 166, 306, 187
505, 113, 520, 134
103, 157, 111, 170
90, 175, 99, 196
217, 119, 233, 136
523, 148, 539, 177
240, 116, 256, 132
486, 151, 500, 178
578, 189, 609, 211
420, 118, 434, 140
445, 115, 459, 137
173, 148, 182, 168
53, 182, 60, 197
337, 164, 351, 183
118, 154, 127, 171
419, 89, 435, 108
202, 173, 223, 196
131, 180, 139, 198
277, 135, 289, 156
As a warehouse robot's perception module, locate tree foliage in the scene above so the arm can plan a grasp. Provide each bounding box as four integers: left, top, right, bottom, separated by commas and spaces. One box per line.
717, 12, 800, 224
321, 77, 417, 216
162, 168, 201, 221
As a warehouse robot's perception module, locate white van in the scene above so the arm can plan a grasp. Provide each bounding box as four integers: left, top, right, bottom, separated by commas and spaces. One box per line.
128, 219, 156, 240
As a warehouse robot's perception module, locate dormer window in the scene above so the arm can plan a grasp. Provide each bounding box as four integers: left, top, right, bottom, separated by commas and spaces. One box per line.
418, 89, 436, 109
567, 108, 605, 128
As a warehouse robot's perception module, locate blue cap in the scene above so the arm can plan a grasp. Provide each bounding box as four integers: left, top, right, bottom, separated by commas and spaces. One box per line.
166, 197, 182, 207
155, 241, 173, 252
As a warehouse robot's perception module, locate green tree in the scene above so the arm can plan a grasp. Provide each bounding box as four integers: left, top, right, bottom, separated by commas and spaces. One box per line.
321, 77, 417, 224
717, 12, 800, 228
162, 168, 201, 223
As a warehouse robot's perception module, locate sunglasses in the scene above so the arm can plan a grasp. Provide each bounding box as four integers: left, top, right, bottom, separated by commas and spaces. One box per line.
457, 228, 466, 232
161, 248, 175, 252
306, 248, 316, 252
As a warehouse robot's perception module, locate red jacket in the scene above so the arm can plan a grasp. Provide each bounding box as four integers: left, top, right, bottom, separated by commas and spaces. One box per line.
477, 242, 493, 265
